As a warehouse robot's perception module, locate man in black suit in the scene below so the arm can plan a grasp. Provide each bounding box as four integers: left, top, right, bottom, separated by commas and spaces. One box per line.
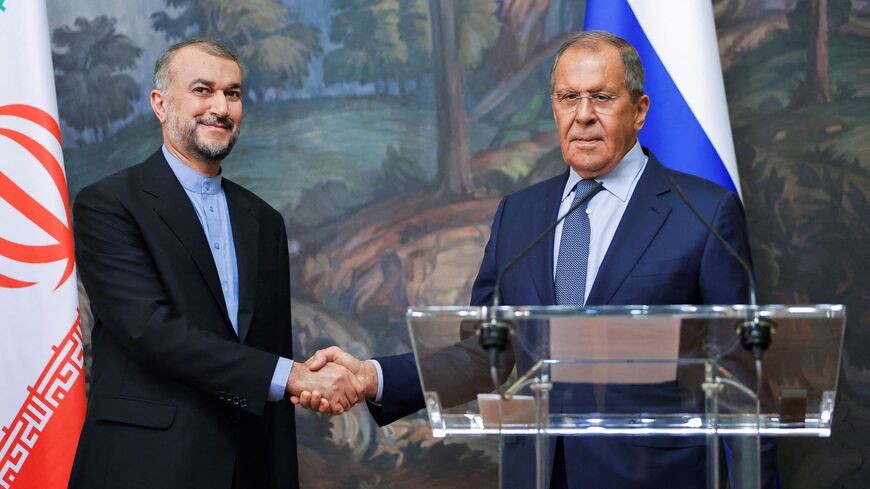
69, 39, 363, 489
293, 31, 777, 488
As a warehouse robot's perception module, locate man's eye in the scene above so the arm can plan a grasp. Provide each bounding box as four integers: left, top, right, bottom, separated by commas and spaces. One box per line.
592, 94, 612, 102
561, 93, 580, 102
226, 91, 241, 99
192, 87, 209, 95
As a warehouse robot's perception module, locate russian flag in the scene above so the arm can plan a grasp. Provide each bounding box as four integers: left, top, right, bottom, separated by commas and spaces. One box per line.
584, 0, 741, 196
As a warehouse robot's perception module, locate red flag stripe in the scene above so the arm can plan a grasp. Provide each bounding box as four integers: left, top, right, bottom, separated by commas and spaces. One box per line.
0, 105, 62, 144
0, 237, 67, 263
0, 274, 36, 288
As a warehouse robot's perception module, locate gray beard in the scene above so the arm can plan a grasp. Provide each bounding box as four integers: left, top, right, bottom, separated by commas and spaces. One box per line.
167, 109, 239, 162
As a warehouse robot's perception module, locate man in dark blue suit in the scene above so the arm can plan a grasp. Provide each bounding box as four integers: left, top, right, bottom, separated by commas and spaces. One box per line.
296, 31, 775, 488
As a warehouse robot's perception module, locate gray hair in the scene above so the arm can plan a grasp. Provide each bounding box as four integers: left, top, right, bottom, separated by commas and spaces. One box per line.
550, 31, 645, 103
153, 39, 243, 92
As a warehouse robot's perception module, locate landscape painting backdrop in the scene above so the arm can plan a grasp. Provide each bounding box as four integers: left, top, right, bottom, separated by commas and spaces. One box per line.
50, 0, 869, 487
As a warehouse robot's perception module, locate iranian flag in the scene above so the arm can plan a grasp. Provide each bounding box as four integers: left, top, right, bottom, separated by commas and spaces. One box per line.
0, 1, 86, 488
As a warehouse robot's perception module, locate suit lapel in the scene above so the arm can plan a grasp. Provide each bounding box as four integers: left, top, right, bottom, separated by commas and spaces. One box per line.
528, 172, 568, 306
139, 151, 232, 332
586, 154, 672, 305
225, 180, 259, 343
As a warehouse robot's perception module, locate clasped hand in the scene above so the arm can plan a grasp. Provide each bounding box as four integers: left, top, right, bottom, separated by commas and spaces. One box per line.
285, 346, 377, 414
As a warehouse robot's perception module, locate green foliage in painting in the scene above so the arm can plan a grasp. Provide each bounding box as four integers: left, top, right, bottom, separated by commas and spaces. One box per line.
324, 0, 407, 91
786, 0, 853, 39
456, 0, 500, 69
324, 0, 500, 92
151, 0, 322, 101
52, 16, 142, 141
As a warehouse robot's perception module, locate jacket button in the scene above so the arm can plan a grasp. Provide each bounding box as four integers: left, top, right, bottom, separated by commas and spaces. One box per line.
240, 400, 248, 408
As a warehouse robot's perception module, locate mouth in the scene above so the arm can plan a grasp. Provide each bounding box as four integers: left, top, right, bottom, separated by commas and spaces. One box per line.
570, 137, 603, 147
196, 117, 233, 132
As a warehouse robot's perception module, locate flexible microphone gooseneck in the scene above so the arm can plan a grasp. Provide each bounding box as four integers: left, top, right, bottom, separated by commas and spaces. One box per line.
665, 173, 775, 377
480, 181, 605, 394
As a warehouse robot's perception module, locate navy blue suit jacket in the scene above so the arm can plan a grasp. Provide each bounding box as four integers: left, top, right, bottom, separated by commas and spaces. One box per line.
371, 150, 775, 488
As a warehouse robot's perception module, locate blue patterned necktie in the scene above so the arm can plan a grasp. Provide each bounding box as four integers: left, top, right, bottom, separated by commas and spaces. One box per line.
555, 179, 601, 306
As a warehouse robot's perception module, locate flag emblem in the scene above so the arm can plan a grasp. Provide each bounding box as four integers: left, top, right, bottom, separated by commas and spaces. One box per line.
0, 104, 74, 290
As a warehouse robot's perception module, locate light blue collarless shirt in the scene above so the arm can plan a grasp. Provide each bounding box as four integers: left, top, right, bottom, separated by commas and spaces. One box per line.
553, 141, 648, 303
163, 146, 292, 401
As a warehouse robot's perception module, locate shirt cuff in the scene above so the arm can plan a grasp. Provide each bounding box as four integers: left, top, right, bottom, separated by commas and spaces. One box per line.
368, 359, 384, 404
268, 357, 294, 402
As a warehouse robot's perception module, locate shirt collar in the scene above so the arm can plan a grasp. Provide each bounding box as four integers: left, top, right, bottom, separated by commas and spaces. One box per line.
561, 140, 648, 203
162, 145, 222, 195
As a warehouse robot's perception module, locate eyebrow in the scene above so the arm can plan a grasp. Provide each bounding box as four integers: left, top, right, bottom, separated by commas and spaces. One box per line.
189, 79, 243, 90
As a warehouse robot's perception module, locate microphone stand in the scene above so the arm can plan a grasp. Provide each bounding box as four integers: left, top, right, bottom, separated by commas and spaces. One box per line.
479, 181, 605, 398
665, 173, 775, 393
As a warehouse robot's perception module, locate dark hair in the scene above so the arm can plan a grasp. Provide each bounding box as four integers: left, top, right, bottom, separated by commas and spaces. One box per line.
154, 39, 243, 91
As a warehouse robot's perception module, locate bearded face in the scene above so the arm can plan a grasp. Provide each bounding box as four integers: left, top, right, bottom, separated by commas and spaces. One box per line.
152, 45, 244, 169
166, 105, 240, 162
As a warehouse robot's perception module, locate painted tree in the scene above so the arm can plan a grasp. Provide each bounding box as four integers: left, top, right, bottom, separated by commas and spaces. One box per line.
788, 0, 852, 103
324, 0, 499, 98
323, 0, 499, 196
429, 0, 471, 196
52, 16, 142, 142
323, 0, 408, 94
469, 0, 582, 121
151, 0, 322, 101
427, 0, 499, 196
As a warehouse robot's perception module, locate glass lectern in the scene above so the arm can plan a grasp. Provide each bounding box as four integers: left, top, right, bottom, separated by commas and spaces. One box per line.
406, 305, 845, 489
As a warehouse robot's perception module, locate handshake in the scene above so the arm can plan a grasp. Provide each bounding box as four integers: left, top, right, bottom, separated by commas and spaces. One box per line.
285, 347, 378, 414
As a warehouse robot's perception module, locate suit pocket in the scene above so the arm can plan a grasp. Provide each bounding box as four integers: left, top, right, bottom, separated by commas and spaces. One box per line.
630, 257, 689, 277
91, 397, 176, 429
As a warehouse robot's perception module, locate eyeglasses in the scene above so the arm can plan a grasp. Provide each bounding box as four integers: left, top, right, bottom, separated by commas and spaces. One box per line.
551, 92, 621, 114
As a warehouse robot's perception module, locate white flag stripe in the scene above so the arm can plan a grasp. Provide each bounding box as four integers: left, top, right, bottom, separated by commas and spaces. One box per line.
627, 0, 741, 193
0, 3, 59, 115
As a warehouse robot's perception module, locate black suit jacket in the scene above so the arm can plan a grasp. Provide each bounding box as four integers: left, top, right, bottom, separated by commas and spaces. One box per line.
69, 150, 298, 489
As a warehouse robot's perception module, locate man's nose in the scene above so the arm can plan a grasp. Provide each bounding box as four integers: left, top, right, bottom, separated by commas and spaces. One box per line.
574, 97, 597, 125
210, 92, 230, 116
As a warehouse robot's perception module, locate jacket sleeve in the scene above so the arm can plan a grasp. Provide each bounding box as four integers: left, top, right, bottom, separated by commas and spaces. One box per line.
368, 198, 514, 426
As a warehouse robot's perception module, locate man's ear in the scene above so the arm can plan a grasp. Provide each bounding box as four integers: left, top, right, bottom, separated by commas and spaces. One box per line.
150, 89, 168, 124
634, 94, 650, 132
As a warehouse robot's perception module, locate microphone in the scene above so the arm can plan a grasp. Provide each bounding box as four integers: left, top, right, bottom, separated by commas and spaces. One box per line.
664, 173, 775, 369
480, 180, 604, 394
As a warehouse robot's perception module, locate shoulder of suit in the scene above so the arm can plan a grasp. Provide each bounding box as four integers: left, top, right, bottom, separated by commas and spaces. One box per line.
502, 171, 566, 203
74, 156, 154, 204
222, 177, 283, 221
660, 165, 737, 202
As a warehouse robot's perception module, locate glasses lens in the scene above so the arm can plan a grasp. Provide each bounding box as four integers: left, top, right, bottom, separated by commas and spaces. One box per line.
592, 96, 615, 113
553, 93, 617, 113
